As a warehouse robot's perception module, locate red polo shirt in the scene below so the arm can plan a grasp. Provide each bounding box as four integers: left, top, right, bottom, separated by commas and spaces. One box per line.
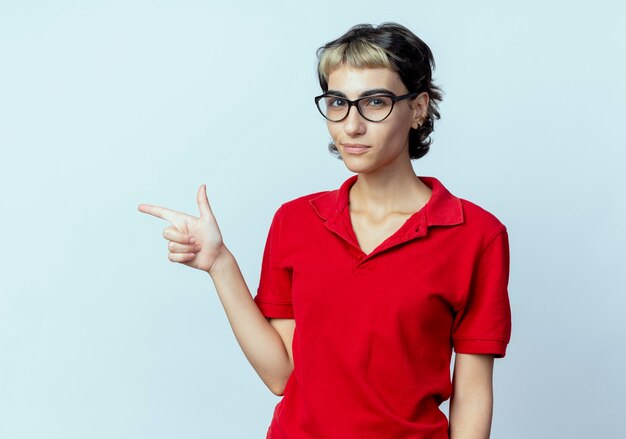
254, 174, 511, 439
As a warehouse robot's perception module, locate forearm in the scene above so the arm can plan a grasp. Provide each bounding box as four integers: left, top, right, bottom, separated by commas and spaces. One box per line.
448, 352, 495, 438
448, 389, 493, 439
207, 247, 292, 395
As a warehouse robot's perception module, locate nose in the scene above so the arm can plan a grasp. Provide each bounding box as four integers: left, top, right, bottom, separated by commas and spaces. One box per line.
343, 104, 366, 136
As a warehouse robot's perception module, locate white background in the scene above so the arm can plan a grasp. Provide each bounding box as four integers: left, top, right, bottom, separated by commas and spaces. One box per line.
1, 1, 624, 437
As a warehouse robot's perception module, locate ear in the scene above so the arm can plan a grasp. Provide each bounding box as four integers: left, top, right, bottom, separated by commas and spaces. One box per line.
410, 92, 429, 129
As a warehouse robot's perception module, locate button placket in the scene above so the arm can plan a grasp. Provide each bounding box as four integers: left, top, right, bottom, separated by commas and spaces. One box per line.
353, 254, 364, 270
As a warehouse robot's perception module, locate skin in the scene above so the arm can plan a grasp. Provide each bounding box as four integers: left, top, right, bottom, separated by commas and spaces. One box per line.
137, 64, 495, 438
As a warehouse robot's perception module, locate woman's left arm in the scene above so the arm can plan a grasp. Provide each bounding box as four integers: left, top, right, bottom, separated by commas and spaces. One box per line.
448, 353, 495, 439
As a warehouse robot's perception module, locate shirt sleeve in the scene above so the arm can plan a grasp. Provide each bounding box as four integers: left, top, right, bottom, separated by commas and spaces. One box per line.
452, 227, 512, 358
253, 205, 295, 319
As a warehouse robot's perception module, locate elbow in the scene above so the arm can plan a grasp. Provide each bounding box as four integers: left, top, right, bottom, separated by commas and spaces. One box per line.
260, 354, 294, 396
269, 384, 285, 397
267, 371, 292, 396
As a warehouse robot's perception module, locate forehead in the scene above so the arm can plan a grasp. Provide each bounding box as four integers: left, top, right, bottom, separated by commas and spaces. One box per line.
326, 66, 405, 95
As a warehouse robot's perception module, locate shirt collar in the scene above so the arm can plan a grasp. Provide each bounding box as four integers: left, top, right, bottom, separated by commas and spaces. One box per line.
309, 174, 464, 228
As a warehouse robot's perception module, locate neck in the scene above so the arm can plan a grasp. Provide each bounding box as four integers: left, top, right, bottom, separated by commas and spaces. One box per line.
349, 161, 432, 216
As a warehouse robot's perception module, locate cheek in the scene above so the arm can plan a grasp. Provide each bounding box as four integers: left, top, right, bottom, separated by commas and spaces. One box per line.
380, 121, 411, 146
395, 113, 415, 138
327, 122, 340, 140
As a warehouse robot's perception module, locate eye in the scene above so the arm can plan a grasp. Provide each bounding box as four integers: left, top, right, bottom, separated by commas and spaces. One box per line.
365, 96, 391, 107
327, 97, 347, 107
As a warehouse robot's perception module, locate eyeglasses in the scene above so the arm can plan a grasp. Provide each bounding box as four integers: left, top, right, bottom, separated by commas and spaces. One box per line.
314, 91, 419, 122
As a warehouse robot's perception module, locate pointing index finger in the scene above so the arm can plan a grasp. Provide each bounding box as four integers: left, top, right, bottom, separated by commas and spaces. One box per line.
137, 203, 179, 223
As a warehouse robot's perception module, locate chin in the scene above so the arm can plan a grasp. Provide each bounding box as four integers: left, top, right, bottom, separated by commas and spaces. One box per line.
342, 159, 376, 174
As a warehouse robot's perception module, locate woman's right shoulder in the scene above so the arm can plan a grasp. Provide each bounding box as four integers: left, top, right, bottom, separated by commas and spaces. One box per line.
278, 189, 333, 212
269, 189, 336, 228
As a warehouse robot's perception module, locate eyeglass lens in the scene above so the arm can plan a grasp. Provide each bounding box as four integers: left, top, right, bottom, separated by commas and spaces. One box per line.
318, 96, 394, 122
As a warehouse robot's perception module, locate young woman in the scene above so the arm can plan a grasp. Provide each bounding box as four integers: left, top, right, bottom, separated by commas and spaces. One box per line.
138, 22, 511, 439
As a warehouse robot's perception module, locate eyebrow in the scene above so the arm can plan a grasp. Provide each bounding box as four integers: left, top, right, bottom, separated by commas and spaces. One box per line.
325, 88, 396, 98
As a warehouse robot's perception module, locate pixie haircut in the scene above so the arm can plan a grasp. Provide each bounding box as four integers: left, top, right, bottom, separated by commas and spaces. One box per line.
316, 22, 443, 160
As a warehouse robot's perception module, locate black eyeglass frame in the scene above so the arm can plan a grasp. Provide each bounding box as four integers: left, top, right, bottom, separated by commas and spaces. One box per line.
314, 91, 419, 122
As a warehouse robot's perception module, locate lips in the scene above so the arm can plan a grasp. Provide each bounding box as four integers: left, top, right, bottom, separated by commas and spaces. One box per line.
342, 143, 370, 154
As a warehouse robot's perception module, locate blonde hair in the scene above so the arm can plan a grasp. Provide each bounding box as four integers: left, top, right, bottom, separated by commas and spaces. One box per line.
317, 40, 396, 86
